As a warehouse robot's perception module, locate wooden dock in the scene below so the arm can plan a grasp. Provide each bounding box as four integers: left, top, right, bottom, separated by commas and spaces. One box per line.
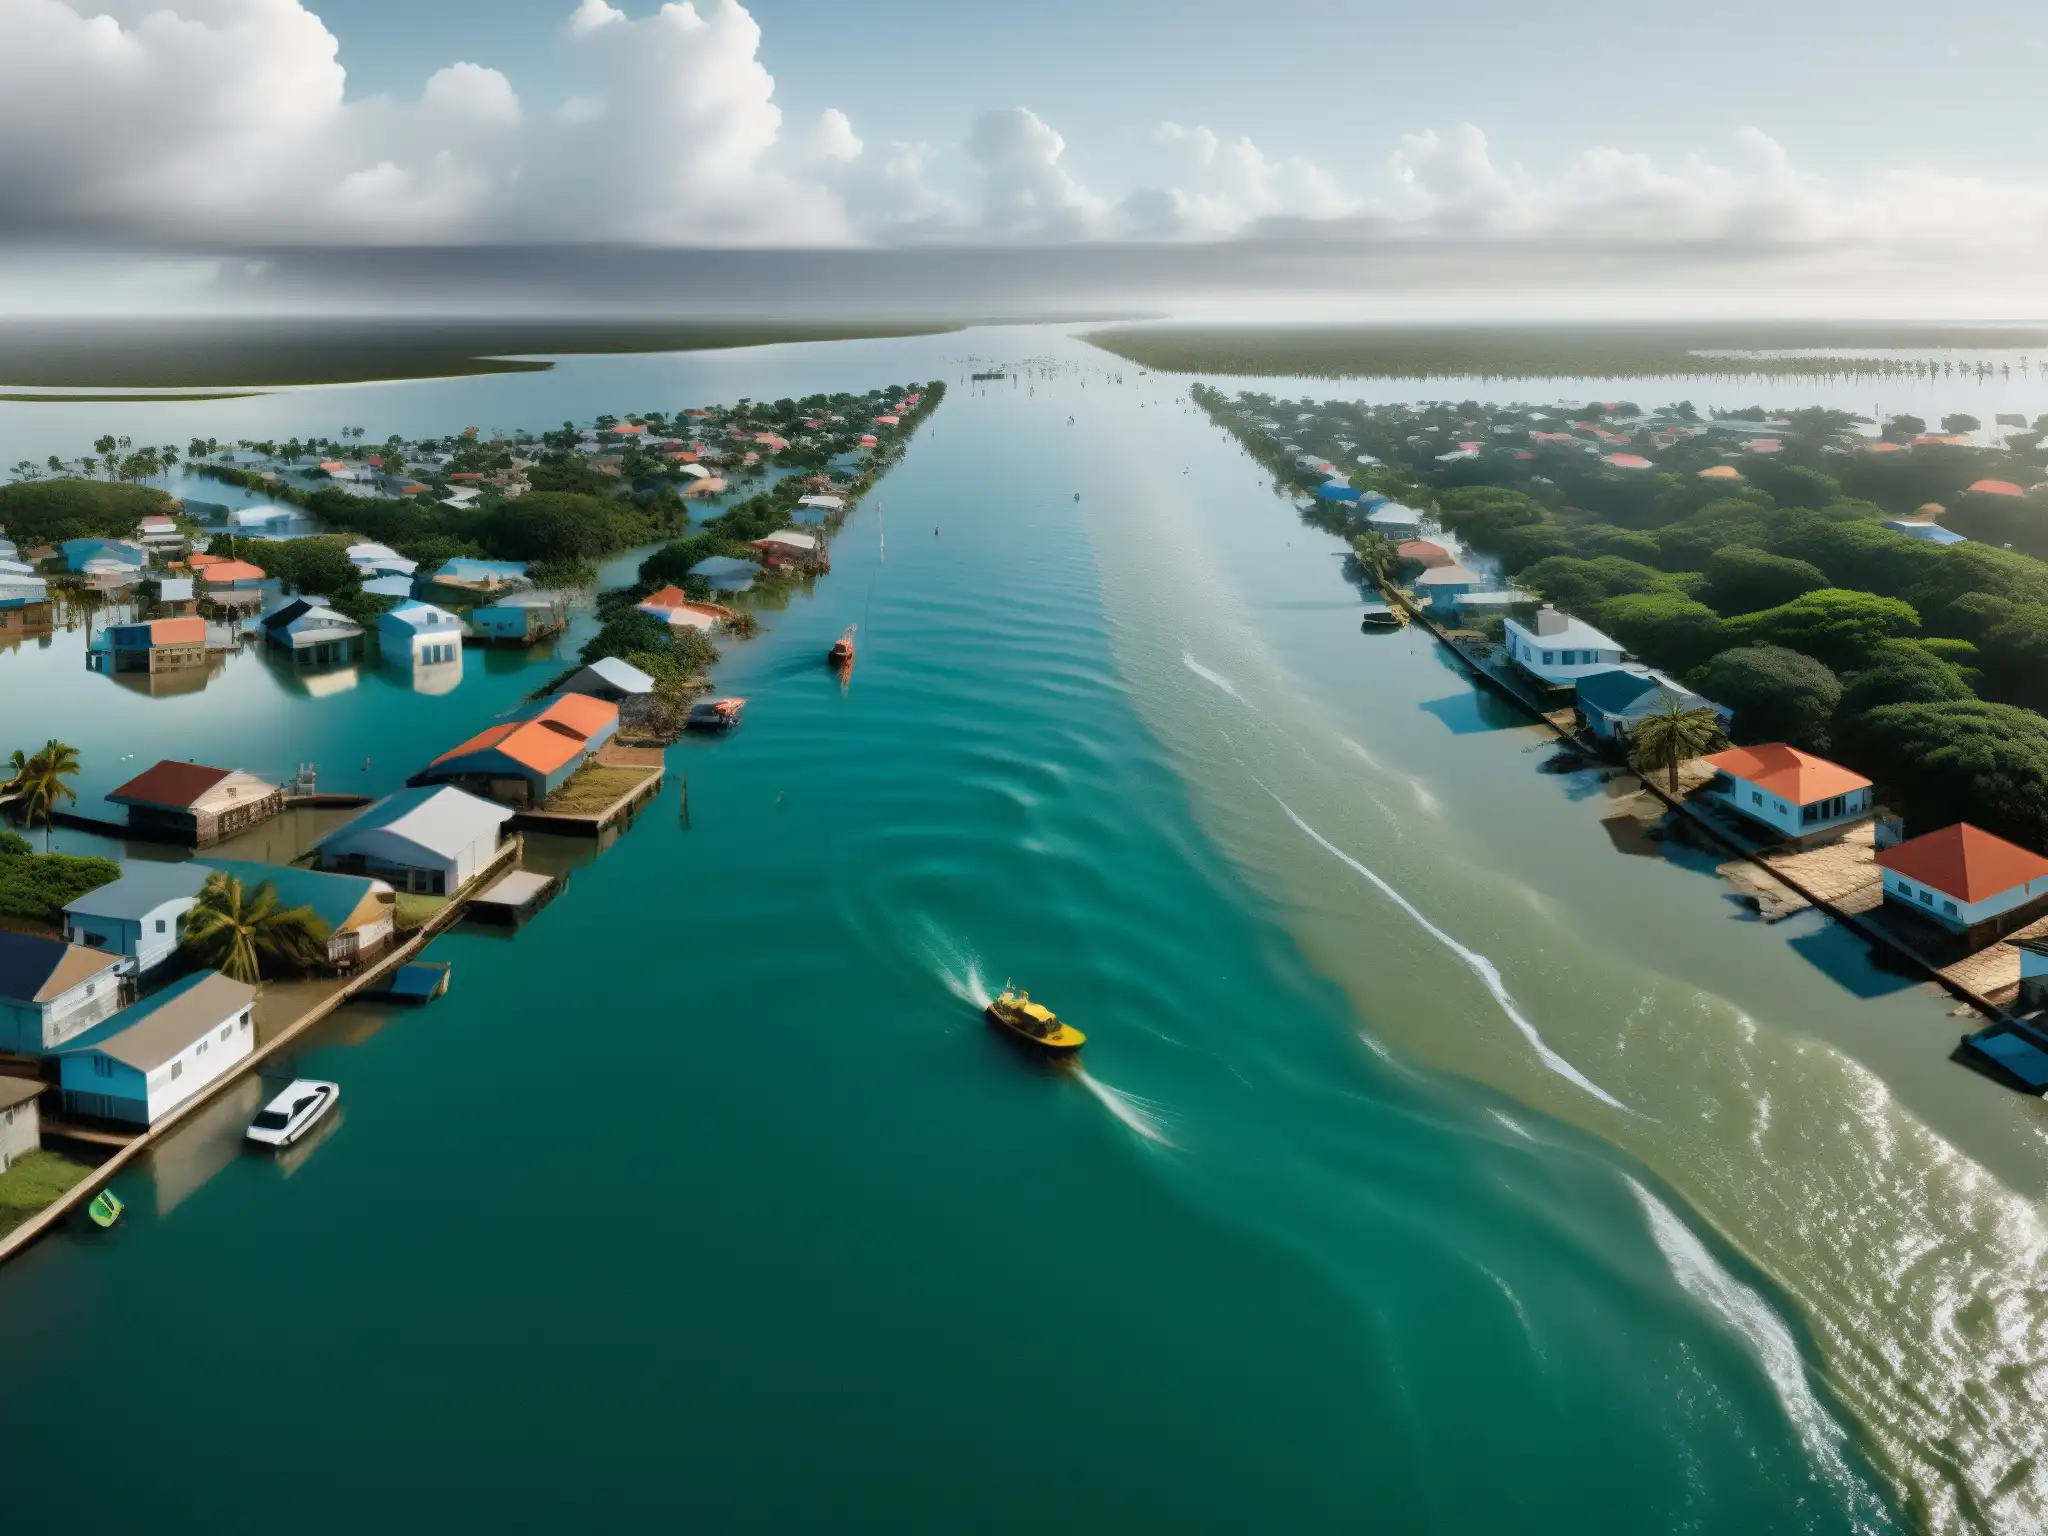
1390, 589, 2030, 1050
0, 836, 522, 1270
466, 869, 564, 926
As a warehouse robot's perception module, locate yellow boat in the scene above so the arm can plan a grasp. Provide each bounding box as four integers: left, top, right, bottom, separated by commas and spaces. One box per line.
985, 985, 1085, 1059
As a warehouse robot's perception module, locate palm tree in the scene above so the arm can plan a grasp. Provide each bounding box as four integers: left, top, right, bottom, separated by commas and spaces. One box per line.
1629, 698, 1727, 795
11, 740, 80, 849
180, 872, 330, 984
1351, 530, 1398, 586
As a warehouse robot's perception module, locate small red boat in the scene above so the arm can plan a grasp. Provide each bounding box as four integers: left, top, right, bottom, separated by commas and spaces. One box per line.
828, 625, 856, 668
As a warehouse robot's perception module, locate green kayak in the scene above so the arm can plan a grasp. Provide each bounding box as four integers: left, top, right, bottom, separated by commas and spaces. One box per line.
86, 1189, 123, 1229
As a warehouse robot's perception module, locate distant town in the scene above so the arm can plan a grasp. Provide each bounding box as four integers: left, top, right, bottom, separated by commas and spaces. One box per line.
1196, 384, 2048, 1088
0, 380, 942, 1245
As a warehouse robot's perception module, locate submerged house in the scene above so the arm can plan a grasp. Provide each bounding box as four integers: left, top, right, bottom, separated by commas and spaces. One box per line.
376, 600, 464, 664
413, 694, 620, 808
62, 538, 146, 575
427, 557, 529, 600
262, 598, 364, 667
61, 860, 216, 977
470, 590, 565, 644
313, 785, 514, 895
1874, 824, 2048, 940
1696, 744, 1873, 844
106, 760, 284, 845
0, 930, 125, 1055
688, 556, 757, 594
55, 970, 257, 1128
202, 860, 398, 969
103, 615, 207, 675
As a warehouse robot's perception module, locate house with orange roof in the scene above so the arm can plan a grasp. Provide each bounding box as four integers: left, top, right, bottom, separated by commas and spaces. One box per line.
1697, 464, 1743, 481
411, 695, 620, 807
104, 615, 207, 675
200, 558, 267, 588
1875, 824, 2048, 938
1968, 478, 2025, 498
1697, 744, 1872, 843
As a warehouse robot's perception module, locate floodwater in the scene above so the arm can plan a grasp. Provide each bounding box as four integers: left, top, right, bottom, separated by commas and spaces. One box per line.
3, 327, 2047, 1532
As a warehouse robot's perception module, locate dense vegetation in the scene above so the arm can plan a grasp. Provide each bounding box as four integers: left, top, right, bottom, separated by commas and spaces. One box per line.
1090, 324, 2048, 382
0, 830, 118, 926
1199, 385, 2048, 847
0, 478, 172, 544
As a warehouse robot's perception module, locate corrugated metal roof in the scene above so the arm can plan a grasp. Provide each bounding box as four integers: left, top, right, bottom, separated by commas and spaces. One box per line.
57, 970, 255, 1072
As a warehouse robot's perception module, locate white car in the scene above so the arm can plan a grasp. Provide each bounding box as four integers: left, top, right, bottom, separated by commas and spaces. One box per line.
245, 1080, 340, 1148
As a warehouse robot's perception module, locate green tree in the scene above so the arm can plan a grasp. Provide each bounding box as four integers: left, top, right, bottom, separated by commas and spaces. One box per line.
1517, 554, 1671, 617
1975, 604, 2048, 711
1850, 700, 2048, 850
1352, 530, 1397, 584
180, 872, 330, 984
5, 740, 80, 850
1724, 588, 1920, 671
1599, 592, 1728, 673
1694, 646, 1842, 751
1629, 697, 1728, 794
1700, 546, 1829, 615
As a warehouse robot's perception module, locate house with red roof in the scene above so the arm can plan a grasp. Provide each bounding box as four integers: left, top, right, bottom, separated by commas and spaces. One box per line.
412, 695, 620, 807
1697, 744, 1872, 843
1875, 824, 2048, 937
106, 760, 283, 845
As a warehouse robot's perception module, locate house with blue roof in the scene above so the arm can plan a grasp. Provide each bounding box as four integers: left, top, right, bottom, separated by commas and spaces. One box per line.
56, 970, 256, 1128
61, 860, 216, 977
62, 537, 146, 574
1574, 667, 1730, 741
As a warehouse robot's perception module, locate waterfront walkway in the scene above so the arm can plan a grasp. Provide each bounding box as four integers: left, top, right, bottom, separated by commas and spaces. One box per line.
0, 835, 523, 1269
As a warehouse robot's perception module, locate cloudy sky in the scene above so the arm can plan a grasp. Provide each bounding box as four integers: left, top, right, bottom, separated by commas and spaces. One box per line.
5, 0, 2046, 315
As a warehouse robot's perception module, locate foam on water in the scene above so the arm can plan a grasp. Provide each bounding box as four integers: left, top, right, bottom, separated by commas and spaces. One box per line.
1181, 651, 1245, 702
1071, 1067, 1177, 1148
1261, 785, 1632, 1115
1628, 1178, 1893, 1533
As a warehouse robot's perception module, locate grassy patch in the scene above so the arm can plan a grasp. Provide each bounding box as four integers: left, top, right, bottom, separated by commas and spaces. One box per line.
543, 765, 654, 815
0, 1148, 92, 1237
393, 892, 449, 929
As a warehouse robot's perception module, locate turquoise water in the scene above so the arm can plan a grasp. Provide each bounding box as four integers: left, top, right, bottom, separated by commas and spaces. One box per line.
7, 328, 2043, 1531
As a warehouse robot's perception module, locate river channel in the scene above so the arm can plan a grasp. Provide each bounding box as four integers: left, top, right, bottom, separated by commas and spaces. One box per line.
3, 328, 2047, 1532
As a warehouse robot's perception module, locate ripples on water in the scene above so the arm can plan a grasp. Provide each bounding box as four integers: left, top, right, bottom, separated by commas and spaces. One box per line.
1086, 366, 2048, 1532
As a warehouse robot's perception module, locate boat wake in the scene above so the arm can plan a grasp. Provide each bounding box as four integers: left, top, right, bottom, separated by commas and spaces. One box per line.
1260, 785, 1632, 1115
1070, 1068, 1177, 1148
1628, 1178, 1891, 1532
1181, 651, 1245, 702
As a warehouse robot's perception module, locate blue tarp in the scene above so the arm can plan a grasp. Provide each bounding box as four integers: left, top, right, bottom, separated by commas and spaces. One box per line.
1317, 484, 1361, 502
1973, 1031, 2048, 1088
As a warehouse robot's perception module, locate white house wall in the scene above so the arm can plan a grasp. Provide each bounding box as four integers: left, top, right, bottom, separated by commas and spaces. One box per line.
0, 1096, 37, 1171
1883, 869, 2048, 928
142, 1006, 254, 1124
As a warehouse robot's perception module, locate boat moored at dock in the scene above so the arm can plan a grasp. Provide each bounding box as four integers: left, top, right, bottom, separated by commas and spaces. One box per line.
687, 697, 747, 733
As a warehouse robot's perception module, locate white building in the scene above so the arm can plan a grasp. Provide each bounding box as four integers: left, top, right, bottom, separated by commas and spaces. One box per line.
56, 971, 256, 1128
376, 600, 465, 664
1502, 607, 1628, 687
1697, 744, 1873, 841
312, 785, 514, 895
0, 931, 125, 1054
0, 1077, 43, 1173
1874, 823, 2048, 933
61, 861, 216, 977
795, 494, 845, 515
347, 541, 417, 577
